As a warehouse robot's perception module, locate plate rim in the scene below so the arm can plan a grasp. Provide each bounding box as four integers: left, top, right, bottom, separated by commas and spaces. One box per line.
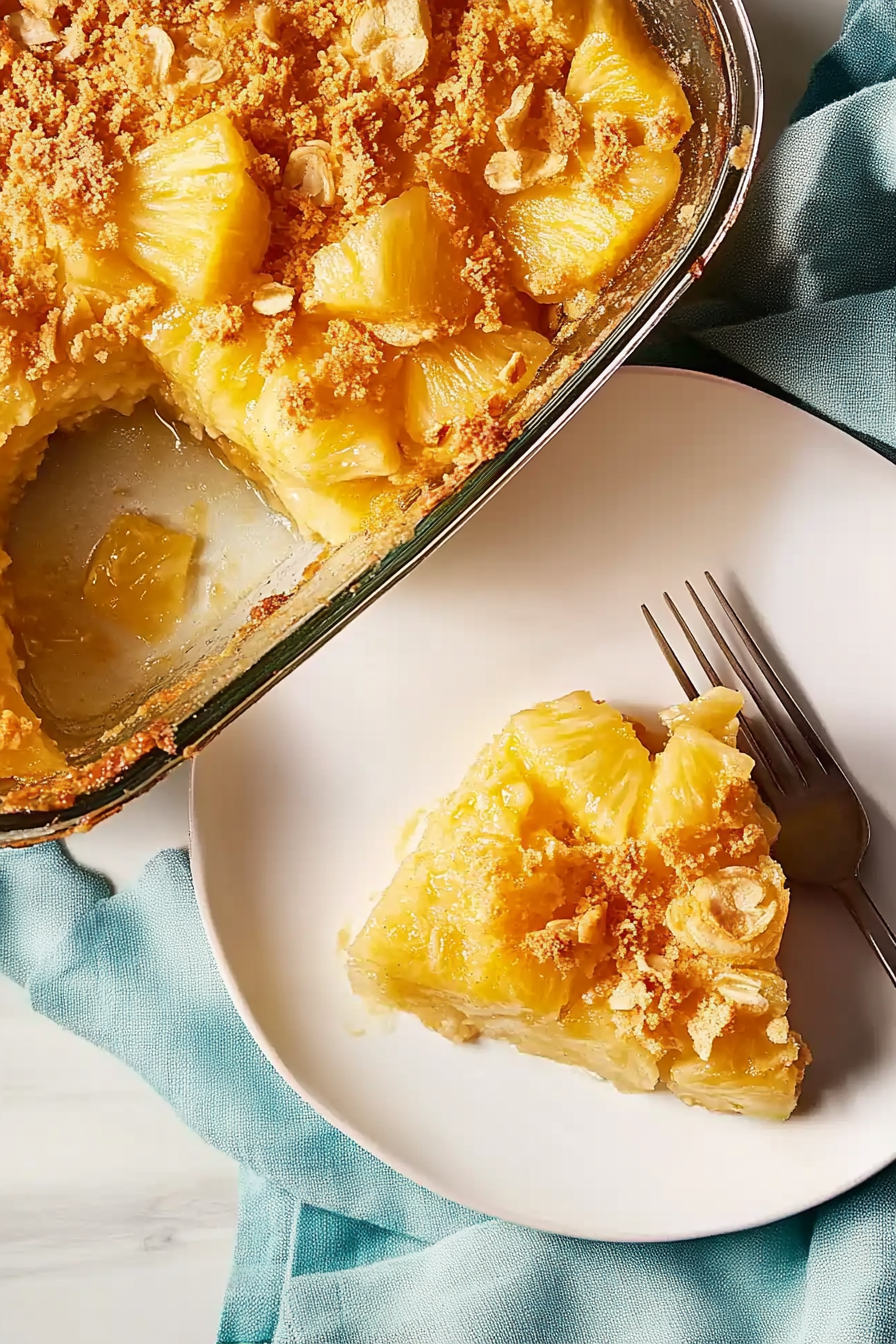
190, 365, 896, 1242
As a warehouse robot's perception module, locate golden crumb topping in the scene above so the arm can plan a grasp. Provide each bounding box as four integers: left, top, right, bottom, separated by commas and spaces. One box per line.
0, 0, 574, 381
521, 776, 784, 1057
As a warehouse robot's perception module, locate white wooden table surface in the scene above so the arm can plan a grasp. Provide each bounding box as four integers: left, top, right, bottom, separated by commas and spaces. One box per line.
0, 3, 849, 1339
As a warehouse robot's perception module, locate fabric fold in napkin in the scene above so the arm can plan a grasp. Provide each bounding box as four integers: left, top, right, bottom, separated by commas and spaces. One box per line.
2, 3, 896, 1341
638, 0, 896, 456
5, 846, 896, 1344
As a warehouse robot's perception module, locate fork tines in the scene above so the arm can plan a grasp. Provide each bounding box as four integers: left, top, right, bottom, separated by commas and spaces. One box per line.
642, 573, 835, 801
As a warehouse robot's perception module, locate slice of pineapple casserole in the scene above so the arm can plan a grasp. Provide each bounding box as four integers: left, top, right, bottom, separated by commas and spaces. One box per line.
0, 0, 692, 779
348, 688, 811, 1120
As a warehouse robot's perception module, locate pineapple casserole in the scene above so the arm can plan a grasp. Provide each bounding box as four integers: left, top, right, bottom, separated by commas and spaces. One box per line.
348, 688, 811, 1120
0, 0, 692, 782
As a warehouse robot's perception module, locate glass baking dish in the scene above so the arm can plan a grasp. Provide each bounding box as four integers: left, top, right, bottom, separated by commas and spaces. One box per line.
0, 0, 762, 844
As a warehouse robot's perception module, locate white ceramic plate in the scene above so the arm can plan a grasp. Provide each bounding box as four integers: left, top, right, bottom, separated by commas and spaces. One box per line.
191, 367, 896, 1242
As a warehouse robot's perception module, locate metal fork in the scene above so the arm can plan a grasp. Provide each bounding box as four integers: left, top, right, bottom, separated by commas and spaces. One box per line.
642, 572, 896, 988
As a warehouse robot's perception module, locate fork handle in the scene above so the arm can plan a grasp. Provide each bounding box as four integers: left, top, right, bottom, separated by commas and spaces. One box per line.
834, 875, 896, 990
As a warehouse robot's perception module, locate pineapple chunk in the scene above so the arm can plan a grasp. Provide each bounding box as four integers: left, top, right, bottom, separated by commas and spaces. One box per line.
142, 301, 267, 452
252, 375, 401, 486
144, 304, 402, 542
83, 514, 197, 641
118, 113, 271, 300
60, 242, 156, 312
304, 187, 473, 344
652, 689, 781, 851
277, 479, 401, 546
511, 691, 652, 844
566, 0, 693, 149
642, 723, 754, 836
286, 408, 401, 488
402, 326, 552, 445
667, 1026, 807, 1121
349, 727, 591, 1031
659, 685, 743, 747
496, 148, 682, 302
52, 241, 159, 351
555, 995, 661, 1092
547, 0, 587, 49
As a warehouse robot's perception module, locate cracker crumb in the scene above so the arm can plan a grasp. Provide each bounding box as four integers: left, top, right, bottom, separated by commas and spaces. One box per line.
767, 1015, 790, 1045
583, 112, 630, 183
730, 125, 754, 171
0, 709, 33, 751
688, 995, 734, 1061
192, 303, 245, 344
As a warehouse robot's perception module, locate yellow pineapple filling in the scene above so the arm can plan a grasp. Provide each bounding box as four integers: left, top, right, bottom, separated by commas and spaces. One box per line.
117, 113, 271, 301
495, 148, 683, 302
348, 689, 810, 1120
566, 0, 694, 148
304, 186, 476, 346
0, 0, 693, 786
401, 327, 553, 447
83, 514, 197, 641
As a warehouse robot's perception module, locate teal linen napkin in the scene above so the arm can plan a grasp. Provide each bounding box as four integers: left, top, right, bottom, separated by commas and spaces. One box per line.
2, 4, 896, 1340
634, 0, 896, 456
5, 845, 896, 1344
